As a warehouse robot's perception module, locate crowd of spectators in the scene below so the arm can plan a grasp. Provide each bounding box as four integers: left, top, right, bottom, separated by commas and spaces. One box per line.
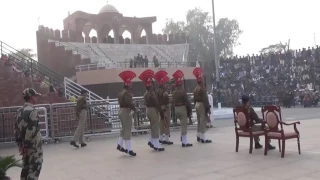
1, 53, 64, 97
211, 46, 320, 107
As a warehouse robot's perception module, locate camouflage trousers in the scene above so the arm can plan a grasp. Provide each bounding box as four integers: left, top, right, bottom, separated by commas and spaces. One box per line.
21, 148, 43, 180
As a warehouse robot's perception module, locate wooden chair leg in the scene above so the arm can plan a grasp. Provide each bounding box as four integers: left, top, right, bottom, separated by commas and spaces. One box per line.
236, 136, 239, 152
297, 137, 301, 154
264, 136, 268, 156
278, 139, 281, 152
281, 139, 286, 158
249, 137, 253, 154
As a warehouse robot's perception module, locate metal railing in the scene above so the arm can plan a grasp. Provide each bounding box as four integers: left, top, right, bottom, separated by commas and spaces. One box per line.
0, 95, 196, 143
0, 41, 65, 85
0, 41, 108, 111
0, 94, 283, 144
75, 61, 188, 72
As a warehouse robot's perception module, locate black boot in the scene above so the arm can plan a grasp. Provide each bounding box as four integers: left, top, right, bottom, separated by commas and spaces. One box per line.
154, 147, 165, 151
268, 144, 276, 150
162, 141, 174, 145
200, 139, 212, 143
80, 143, 87, 147
182, 143, 193, 147
159, 140, 164, 144
127, 150, 137, 156
197, 137, 201, 142
148, 142, 154, 148
255, 143, 263, 149
70, 141, 79, 148
117, 144, 127, 152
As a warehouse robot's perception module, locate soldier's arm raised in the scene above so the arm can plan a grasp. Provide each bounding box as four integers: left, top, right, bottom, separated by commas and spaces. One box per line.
125, 92, 135, 111
23, 110, 40, 148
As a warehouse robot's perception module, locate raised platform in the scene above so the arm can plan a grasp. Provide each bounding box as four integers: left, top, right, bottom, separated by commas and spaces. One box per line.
3, 113, 318, 180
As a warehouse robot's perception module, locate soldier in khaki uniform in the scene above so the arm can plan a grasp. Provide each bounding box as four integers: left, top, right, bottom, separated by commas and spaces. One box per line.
70, 89, 88, 148
193, 67, 212, 143
139, 69, 165, 151
172, 70, 193, 147
117, 70, 137, 156
154, 70, 173, 145
14, 88, 43, 179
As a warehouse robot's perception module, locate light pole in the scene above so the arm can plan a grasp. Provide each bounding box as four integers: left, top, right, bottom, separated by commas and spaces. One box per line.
211, 0, 221, 109
38, 17, 40, 29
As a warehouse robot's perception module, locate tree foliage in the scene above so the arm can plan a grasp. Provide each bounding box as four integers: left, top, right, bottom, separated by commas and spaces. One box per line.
260, 42, 288, 54
162, 7, 243, 62
9, 48, 36, 59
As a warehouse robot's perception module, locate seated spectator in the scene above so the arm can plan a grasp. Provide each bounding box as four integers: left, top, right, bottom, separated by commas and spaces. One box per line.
241, 95, 276, 150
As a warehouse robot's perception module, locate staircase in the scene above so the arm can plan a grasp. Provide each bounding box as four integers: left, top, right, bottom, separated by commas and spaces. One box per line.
88, 44, 113, 63
96, 44, 113, 63
49, 40, 109, 64
0, 41, 108, 108
149, 46, 173, 62
155, 46, 175, 61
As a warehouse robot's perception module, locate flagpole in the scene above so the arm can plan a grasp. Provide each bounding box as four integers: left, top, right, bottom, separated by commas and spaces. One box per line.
211, 0, 221, 109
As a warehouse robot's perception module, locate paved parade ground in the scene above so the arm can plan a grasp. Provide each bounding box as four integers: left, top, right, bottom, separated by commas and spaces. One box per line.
2, 108, 320, 180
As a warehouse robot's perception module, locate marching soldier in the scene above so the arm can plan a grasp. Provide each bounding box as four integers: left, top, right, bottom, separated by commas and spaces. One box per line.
172, 70, 193, 147
154, 70, 173, 145
139, 69, 165, 151
117, 70, 137, 156
14, 88, 43, 179
193, 67, 212, 143
70, 89, 88, 148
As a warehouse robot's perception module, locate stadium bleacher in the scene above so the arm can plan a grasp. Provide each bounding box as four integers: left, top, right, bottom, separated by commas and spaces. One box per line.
49, 40, 188, 64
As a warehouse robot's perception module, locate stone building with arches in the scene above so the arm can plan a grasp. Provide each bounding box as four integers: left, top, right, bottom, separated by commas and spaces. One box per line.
36, 3, 190, 90
63, 4, 155, 44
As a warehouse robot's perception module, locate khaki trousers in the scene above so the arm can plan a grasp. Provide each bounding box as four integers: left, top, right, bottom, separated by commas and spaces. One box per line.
147, 107, 160, 138
195, 102, 207, 134
160, 106, 171, 136
119, 108, 132, 140
73, 109, 87, 144
175, 106, 188, 136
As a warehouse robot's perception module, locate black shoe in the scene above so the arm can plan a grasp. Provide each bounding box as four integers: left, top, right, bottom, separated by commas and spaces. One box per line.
255, 143, 263, 149
182, 143, 193, 147
268, 144, 276, 150
159, 140, 164, 144
154, 147, 165, 151
197, 137, 200, 142
80, 143, 87, 147
162, 141, 174, 145
127, 150, 137, 156
117, 144, 127, 152
201, 139, 212, 144
70, 141, 79, 148
148, 142, 154, 148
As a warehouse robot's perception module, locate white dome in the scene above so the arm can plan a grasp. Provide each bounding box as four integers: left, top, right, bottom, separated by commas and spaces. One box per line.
99, 4, 119, 14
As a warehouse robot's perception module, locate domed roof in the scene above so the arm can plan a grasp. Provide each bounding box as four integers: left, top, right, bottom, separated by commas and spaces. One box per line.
99, 4, 119, 14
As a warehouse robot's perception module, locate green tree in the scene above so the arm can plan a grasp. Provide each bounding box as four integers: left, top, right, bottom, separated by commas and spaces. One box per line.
9, 48, 36, 59
18, 48, 36, 58
162, 7, 243, 62
260, 42, 288, 54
